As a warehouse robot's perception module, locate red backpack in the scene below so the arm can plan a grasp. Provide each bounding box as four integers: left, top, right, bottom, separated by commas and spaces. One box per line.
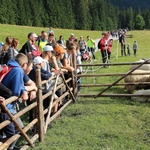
0, 65, 13, 82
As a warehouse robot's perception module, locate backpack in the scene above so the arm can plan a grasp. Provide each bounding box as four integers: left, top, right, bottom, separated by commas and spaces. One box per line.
0, 65, 13, 82
0, 83, 12, 99
97, 39, 102, 49
119, 35, 123, 43
0, 51, 9, 64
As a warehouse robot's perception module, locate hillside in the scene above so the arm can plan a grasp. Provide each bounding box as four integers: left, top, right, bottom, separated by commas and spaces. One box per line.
107, 0, 150, 9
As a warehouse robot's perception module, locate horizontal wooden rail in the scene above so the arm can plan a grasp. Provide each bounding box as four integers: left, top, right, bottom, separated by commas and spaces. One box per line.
42, 78, 72, 100
77, 62, 150, 67
78, 94, 150, 97
77, 72, 150, 77
79, 82, 150, 87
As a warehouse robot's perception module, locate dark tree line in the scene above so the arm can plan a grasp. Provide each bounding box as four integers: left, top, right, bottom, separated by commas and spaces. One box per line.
0, 0, 150, 30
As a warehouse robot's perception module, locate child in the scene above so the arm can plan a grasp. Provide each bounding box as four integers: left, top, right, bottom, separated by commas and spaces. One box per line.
127, 43, 131, 56
133, 41, 138, 56
82, 51, 91, 62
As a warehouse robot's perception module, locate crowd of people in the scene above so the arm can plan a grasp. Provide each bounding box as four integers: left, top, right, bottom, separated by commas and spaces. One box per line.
0, 27, 138, 149
0, 29, 86, 150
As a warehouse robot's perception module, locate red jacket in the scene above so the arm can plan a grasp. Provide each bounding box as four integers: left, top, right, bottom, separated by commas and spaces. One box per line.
99, 37, 108, 51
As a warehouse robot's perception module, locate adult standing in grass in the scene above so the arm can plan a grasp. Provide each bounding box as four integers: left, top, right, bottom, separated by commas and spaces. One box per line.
78, 36, 86, 55
86, 36, 96, 60
120, 31, 126, 56
98, 32, 109, 66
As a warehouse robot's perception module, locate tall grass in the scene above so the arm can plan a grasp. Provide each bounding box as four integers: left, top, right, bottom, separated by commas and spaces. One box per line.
0, 24, 150, 150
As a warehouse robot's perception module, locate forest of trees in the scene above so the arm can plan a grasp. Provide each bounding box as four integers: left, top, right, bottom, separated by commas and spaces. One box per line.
0, 0, 150, 31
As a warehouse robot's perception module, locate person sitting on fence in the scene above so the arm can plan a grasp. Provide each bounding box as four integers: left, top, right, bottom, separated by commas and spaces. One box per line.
0, 53, 29, 150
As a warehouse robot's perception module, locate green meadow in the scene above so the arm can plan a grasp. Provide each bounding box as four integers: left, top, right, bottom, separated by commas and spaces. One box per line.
0, 24, 150, 150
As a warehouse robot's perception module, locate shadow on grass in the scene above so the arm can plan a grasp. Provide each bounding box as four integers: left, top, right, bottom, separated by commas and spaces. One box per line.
77, 96, 150, 107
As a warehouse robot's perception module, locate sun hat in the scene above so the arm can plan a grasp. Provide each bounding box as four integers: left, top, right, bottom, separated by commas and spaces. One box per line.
33, 56, 44, 65
54, 45, 66, 54
43, 45, 54, 52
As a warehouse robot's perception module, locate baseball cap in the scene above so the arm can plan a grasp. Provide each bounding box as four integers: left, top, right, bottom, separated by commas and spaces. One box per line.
33, 33, 38, 38
54, 45, 66, 54
70, 33, 74, 36
34, 56, 44, 65
43, 45, 54, 52
104, 32, 109, 36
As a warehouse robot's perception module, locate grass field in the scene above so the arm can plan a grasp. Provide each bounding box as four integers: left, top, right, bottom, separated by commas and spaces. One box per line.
0, 24, 150, 150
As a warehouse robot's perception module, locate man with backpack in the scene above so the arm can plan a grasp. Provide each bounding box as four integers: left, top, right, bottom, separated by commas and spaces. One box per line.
0, 53, 29, 150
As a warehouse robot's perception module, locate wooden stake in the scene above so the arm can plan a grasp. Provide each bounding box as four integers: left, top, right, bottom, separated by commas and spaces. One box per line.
61, 73, 75, 101
0, 103, 34, 148
44, 75, 59, 133
36, 67, 44, 142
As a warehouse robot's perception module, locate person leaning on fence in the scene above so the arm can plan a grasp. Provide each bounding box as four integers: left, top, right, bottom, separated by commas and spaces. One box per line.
53, 44, 69, 106
86, 36, 96, 60
28, 56, 60, 117
0, 53, 29, 150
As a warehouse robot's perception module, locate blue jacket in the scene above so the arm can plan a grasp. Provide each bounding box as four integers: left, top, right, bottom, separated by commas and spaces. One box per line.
2, 60, 26, 114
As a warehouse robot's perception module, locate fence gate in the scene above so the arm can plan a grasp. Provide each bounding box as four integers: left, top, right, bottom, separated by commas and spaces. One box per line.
77, 60, 150, 99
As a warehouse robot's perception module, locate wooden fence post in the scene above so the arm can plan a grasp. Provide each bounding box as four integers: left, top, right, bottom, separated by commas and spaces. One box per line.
36, 67, 44, 142
72, 51, 78, 101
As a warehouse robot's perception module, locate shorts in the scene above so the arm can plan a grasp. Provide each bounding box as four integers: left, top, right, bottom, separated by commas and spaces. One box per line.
0, 112, 16, 139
